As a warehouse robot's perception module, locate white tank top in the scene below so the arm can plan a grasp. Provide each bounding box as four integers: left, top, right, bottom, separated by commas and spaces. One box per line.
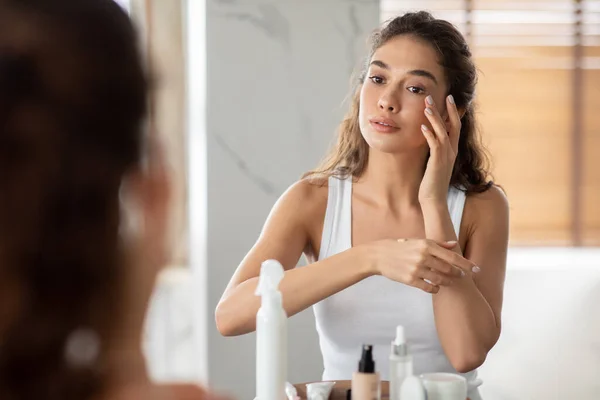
312, 176, 482, 400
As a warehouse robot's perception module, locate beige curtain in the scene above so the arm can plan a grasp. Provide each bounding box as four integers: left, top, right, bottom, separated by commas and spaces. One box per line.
130, 0, 189, 265
472, 2, 600, 246
582, 49, 600, 246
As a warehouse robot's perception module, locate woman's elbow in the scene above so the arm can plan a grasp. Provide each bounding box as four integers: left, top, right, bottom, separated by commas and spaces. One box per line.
450, 350, 487, 374
215, 303, 237, 337
214, 302, 254, 337
451, 328, 500, 373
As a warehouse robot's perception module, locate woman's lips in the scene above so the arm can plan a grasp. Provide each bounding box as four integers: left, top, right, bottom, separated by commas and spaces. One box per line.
369, 117, 400, 133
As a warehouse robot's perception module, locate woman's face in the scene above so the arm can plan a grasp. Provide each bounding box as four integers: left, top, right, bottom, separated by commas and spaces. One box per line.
358, 35, 449, 154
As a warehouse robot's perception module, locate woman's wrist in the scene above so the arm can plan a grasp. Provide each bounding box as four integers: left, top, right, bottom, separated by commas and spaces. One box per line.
350, 244, 378, 278
419, 198, 447, 215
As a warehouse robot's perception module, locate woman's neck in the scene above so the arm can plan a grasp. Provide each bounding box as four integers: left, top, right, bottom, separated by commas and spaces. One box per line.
358, 148, 428, 211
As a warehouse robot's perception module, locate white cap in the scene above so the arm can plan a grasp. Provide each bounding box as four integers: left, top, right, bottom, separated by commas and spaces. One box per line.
391, 325, 408, 356
393, 325, 405, 346
255, 259, 284, 296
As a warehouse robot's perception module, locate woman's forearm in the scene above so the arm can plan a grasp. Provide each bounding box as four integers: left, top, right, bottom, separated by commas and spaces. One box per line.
421, 201, 499, 373
215, 247, 373, 336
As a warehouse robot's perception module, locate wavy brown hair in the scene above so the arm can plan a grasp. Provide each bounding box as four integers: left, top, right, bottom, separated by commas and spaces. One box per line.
305, 11, 492, 194
0, 0, 148, 399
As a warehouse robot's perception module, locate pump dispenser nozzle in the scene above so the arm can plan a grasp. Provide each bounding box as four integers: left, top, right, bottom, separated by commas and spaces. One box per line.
352, 344, 380, 399
255, 259, 284, 296
358, 345, 375, 373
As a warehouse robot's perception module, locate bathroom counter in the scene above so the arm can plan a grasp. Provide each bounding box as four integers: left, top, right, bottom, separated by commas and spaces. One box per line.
294, 380, 472, 400
293, 380, 389, 399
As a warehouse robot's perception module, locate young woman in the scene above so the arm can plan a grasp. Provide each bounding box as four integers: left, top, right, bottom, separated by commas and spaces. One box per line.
0, 1, 226, 399
216, 11, 509, 400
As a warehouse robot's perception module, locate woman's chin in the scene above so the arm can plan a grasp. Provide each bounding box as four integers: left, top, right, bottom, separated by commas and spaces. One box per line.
364, 133, 425, 154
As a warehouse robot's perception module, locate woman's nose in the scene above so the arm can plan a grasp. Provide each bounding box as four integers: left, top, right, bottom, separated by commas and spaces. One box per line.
378, 94, 399, 113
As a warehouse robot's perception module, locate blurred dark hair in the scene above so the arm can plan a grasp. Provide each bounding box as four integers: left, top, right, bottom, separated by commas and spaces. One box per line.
305, 11, 492, 194
0, 0, 148, 399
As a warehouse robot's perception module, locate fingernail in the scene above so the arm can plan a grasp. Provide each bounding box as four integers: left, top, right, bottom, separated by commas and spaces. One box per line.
448, 94, 455, 104
446, 240, 458, 246
425, 107, 433, 115
472, 266, 481, 273
421, 124, 428, 131
426, 95, 434, 105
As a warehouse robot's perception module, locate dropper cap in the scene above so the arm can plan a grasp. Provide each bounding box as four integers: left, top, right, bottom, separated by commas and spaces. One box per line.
358, 345, 376, 373
391, 325, 408, 356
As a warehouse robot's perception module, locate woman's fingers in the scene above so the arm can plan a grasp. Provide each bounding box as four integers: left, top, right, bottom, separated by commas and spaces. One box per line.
445, 94, 462, 153
421, 123, 438, 151
412, 278, 440, 294
424, 95, 449, 142
419, 267, 454, 286
428, 242, 479, 274
426, 254, 465, 278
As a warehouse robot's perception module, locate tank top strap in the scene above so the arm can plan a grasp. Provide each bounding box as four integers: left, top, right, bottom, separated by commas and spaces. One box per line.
447, 186, 467, 238
318, 176, 352, 260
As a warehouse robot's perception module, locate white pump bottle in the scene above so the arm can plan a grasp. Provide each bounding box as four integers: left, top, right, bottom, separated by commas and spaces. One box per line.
255, 259, 287, 400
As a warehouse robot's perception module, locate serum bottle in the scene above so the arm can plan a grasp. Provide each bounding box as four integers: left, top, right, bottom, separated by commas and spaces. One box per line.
389, 326, 413, 400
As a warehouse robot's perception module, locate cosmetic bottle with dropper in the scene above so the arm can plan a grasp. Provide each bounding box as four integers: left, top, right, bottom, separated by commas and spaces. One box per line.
389, 325, 413, 400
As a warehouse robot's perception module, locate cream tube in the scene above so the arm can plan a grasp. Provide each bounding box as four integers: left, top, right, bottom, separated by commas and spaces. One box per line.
285, 382, 300, 400
306, 382, 336, 400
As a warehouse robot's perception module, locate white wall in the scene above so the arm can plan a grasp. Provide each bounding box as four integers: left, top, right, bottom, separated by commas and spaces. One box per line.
205, 0, 380, 398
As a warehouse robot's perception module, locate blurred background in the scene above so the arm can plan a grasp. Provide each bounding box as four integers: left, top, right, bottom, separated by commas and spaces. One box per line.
116, 0, 600, 399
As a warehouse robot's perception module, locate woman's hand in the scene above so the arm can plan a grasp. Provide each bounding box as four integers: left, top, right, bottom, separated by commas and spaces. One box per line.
361, 238, 477, 294
418, 94, 461, 204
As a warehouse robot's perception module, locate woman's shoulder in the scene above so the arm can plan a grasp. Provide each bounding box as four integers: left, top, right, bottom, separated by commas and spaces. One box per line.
465, 184, 508, 210
463, 184, 509, 234
279, 175, 330, 215
276, 176, 332, 253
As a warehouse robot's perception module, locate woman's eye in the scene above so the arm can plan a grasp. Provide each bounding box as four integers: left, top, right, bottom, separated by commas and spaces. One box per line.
368, 75, 384, 85
407, 86, 425, 94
